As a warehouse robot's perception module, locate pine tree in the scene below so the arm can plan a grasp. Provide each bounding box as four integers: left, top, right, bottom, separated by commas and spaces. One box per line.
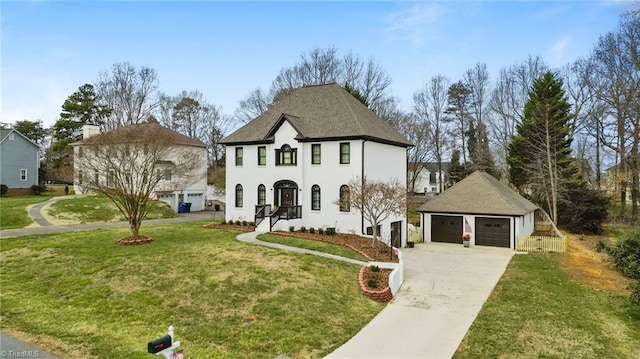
507, 72, 573, 223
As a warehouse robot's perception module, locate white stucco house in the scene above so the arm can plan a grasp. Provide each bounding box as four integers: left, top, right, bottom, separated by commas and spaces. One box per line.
418, 171, 538, 249
221, 83, 413, 248
72, 121, 208, 212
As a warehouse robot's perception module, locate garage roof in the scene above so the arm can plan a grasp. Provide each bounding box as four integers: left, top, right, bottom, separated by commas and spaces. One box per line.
417, 171, 538, 216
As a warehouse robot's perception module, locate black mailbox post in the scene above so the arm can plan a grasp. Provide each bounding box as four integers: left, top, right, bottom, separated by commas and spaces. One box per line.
148, 335, 172, 354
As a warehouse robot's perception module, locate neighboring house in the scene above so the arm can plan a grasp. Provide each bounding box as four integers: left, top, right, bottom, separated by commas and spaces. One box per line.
409, 162, 450, 194
72, 122, 208, 212
418, 171, 538, 249
221, 83, 412, 248
0, 128, 40, 193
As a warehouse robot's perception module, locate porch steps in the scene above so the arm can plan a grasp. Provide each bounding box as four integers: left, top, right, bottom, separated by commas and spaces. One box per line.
255, 219, 270, 232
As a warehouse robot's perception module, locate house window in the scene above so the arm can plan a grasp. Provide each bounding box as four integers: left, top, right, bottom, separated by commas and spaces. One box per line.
19, 169, 27, 181
258, 184, 266, 205
366, 225, 382, 236
311, 144, 321, 165
235, 184, 243, 207
236, 147, 243, 166
164, 169, 172, 181
339, 185, 350, 212
311, 184, 321, 210
275, 144, 297, 165
78, 171, 83, 185
340, 142, 350, 164
258, 146, 266, 166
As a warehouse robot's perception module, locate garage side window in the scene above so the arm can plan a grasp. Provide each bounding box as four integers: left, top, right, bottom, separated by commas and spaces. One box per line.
235, 184, 243, 207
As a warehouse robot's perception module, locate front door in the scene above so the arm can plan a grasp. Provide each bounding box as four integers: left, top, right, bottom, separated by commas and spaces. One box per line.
281, 188, 295, 207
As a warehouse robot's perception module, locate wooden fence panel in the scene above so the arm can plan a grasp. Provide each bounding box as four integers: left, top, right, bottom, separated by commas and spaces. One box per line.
516, 236, 566, 254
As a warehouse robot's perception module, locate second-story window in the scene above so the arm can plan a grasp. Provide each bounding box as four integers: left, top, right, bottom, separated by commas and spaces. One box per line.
311, 144, 321, 165
340, 142, 350, 164
258, 146, 266, 166
235, 147, 243, 166
275, 144, 297, 166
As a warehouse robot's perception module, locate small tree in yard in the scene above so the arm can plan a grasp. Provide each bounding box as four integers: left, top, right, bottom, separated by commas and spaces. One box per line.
338, 177, 406, 248
75, 121, 204, 242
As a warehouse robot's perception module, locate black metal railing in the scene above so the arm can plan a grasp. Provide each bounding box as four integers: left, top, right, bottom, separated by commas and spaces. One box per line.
254, 204, 269, 228
269, 205, 302, 231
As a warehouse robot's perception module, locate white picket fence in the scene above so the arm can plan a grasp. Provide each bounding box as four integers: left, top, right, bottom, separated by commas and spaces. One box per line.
516, 235, 566, 254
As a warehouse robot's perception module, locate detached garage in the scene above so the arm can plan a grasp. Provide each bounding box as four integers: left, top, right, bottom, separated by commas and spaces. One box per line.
418, 171, 538, 249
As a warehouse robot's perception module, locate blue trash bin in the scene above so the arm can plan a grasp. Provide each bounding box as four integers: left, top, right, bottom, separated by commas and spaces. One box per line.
178, 202, 186, 213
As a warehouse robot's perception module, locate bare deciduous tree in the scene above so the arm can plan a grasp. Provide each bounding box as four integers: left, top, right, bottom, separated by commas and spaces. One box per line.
338, 177, 406, 248
96, 62, 160, 130
413, 75, 451, 193
74, 121, 205, 240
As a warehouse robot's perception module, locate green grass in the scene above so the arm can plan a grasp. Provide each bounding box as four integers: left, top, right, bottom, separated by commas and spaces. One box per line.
0, 223, 384, 358
454, 253, 640, 358
0, 195, 57, 229
48, 194, 177, 223
258, 234, 369, 262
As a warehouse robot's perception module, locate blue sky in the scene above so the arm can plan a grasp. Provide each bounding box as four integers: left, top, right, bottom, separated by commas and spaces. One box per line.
1, 1, 633, 129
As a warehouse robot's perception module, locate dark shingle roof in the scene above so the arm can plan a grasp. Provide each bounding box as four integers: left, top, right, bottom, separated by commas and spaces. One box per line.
417, 171, 538, 216
76, 122, 206, 147
221, 83, 412, 147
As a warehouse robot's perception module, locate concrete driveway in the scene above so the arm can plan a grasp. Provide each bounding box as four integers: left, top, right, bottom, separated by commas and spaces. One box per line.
326, 242, 514, 359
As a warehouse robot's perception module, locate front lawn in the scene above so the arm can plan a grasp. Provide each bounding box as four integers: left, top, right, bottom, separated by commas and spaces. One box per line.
454, 251, 640, 358
0, 195, 56, 229
47, 194, 177, 224
258, 233, 370, 262
0, 223, 384, 358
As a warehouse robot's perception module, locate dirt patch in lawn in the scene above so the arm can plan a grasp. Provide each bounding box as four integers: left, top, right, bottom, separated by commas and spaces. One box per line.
559, 234, 631, 294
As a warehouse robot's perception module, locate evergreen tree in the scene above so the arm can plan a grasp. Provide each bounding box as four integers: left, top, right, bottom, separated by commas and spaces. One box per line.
507, 72, 573, 223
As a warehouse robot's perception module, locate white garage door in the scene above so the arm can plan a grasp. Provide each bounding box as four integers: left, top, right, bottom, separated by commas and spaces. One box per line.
187, 193, 203, 211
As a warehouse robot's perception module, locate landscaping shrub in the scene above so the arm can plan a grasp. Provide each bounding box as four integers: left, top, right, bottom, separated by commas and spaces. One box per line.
30, 184, 46, 195
370, 265, 380, 272
235, 220, 241, 226
318, 228, 324, 235
557, 182, 609, 234
367, 278, 379, 289
595, 239, 609, 253
248, 221, 255, 226
309, 227, 315, 234
0, 184, 7, 196
228, 219, 234, 225
607, 232, 640, 279
300, 226, 307, 233
242, 220, 247, 226
629, 281, 640, 306
289, 226, 295, 232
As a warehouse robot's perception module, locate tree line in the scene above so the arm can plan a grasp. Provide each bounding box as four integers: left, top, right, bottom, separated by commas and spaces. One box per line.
5, 10, 637, 231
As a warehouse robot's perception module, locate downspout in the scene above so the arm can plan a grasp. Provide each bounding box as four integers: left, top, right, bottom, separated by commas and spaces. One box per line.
361, 139, 367, 235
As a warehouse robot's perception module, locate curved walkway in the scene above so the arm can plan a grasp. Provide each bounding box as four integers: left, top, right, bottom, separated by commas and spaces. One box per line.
236, 231, 368, 266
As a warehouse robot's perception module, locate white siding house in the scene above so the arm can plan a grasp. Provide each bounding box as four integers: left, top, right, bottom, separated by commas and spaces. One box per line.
221, 83, 412, 248
72, 121, 208, 212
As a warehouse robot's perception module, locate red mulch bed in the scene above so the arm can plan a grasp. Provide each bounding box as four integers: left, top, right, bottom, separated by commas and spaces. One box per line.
272, 230, 398, 263
362, 265, 392, 290
117, 236, 154, 245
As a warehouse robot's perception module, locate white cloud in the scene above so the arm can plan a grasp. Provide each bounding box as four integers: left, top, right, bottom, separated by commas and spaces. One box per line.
382, 3, 448, 46
547, 33, 573, 66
